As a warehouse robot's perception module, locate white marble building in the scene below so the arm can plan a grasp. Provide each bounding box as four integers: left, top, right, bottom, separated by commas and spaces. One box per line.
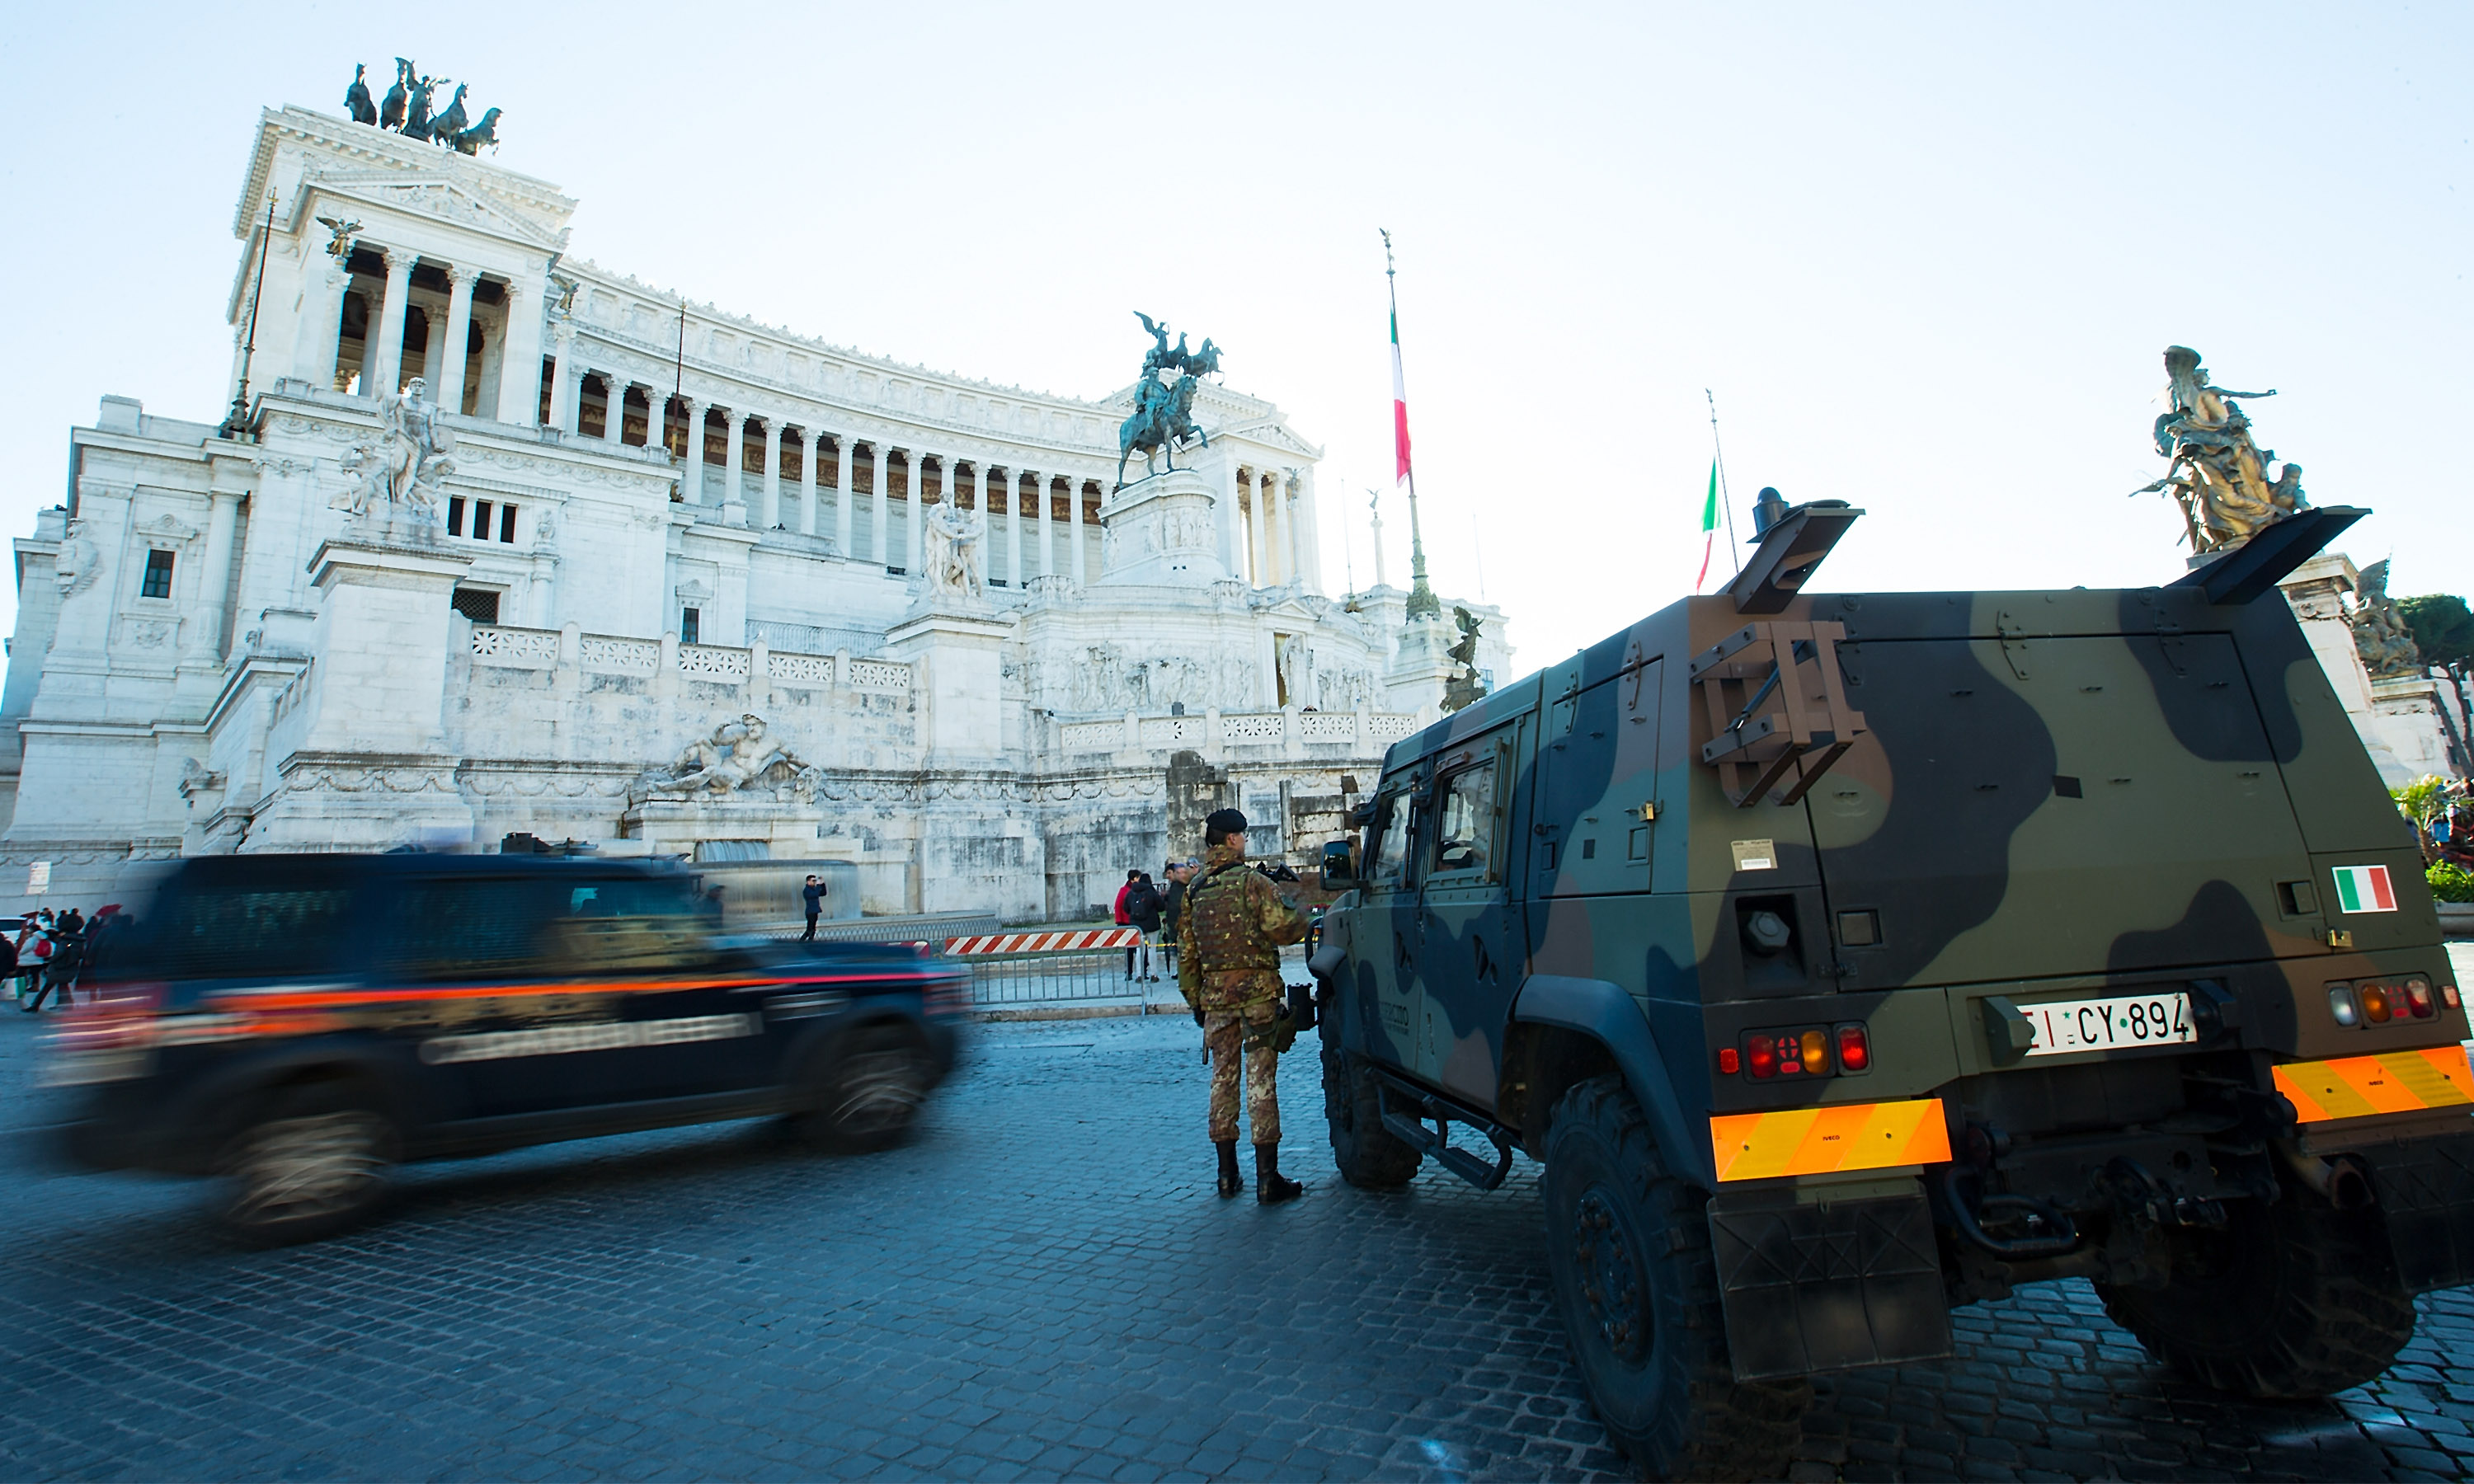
0, 105, 1511, 920
2279, 554, 2469, 787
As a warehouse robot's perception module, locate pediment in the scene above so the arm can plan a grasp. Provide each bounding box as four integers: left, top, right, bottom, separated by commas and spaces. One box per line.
307, 171, 567, 250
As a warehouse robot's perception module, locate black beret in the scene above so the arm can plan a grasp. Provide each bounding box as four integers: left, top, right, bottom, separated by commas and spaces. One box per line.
1205, 807, 1248, 836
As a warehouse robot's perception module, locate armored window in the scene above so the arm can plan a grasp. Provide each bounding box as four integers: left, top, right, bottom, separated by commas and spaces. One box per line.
1432, 760, 1499, 879
128, 885, 355, 980
139, 548, 174, 599
451, 587, 501, 624
680, 607, 701, 645
1365, 791, 1413, 890
373, 876, 567, 983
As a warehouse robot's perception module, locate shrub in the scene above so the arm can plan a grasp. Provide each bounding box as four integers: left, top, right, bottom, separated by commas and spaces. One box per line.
2431, 862, 2474, 905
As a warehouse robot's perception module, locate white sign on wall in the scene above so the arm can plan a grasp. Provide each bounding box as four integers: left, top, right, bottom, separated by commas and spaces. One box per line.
26, 861, 51, 895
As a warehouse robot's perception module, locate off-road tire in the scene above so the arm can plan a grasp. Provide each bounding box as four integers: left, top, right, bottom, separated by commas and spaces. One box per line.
1542, 1075, 1807, 1481
1319, 1036, 1421, 1188
795, 1024, 932, 1153
214, 1082, 397, 1247
2095, 1187, 2416, 1397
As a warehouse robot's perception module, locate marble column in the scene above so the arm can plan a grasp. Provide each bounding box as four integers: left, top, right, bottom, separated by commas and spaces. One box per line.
1035, 471, 1053, 577
722, 410, 749, 523
835, 438, 855, 553
1296, 465, 1324, 594
1245, 469, 1269, 586
604, 376, 631, 444
870, 444, 889, 566
369, 248, 413, 397
294, 260, 349, 393
908, 453, 931, 575
1004, 469, 1023, 588
680, 398, 708, 502
799, 428, 819, 536
435, 266, 475, 416
494, 280, 543, 426
1069, 476, 1088, 585
419, 297, 449, 396
760, 418, 783, 528
1217, 456, 1244, 575
545, 325, 579, 432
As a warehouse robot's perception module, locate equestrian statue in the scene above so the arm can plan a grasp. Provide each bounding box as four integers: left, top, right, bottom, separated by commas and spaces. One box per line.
1115, 312, 1222, 489
343, 59, 502, 153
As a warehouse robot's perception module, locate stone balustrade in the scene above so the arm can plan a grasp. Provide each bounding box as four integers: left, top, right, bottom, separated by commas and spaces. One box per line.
1056, 707, 1415, 760
468, 623, 912, 694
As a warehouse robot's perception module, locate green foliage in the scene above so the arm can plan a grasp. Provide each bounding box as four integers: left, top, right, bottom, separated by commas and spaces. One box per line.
2393, 774, 2453, 833
2431, 861, 2474, 905
2400, 594, 2474, 668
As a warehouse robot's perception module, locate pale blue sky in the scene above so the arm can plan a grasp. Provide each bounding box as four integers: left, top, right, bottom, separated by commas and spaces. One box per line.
1, 2, 2465, 670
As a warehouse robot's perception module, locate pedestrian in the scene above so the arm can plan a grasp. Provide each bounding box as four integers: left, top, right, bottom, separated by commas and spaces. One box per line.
1176, 807, 1311, 1204
24, 914, 82, 1013
1113, 868, 1141, 980
1159, 859, 1194, 977
1126, 871, 1164, 981
801, 875, 825, 942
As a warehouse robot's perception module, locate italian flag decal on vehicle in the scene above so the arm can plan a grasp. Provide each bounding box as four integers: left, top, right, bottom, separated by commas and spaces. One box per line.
2331, 864, 2397, 913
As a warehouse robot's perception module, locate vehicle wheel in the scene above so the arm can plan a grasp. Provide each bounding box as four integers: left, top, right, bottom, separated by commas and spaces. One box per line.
2095, 1186, 2415, 1397
797, 1025, 932, 1153
1319, 1038, 1421, 1189
214, 1082, 396, 1247
1541, 1075, 1807, 1481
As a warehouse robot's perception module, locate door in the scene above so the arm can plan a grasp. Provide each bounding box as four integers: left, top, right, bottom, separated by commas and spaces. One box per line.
1353, 777, 1424, 1073
1416, 725, 1522, 1105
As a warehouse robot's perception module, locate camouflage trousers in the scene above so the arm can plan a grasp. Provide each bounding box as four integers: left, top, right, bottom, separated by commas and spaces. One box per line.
1203, 999, 1282, 1146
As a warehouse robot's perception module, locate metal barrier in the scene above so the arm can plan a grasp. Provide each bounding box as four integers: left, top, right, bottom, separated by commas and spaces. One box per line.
769, 916, 1187, 1015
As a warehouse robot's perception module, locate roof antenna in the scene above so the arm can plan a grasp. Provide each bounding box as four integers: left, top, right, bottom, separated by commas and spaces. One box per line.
1706, 387, 1744, 577
220, 191, 276, 441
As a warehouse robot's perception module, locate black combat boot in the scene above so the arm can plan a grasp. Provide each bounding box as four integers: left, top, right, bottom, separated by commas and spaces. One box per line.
1216, 1139, 1244, 1198
1256, 1144, 1303, 1205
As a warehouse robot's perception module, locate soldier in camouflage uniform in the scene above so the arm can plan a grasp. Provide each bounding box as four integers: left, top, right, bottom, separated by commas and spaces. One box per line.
1177, 807, 1311, 1203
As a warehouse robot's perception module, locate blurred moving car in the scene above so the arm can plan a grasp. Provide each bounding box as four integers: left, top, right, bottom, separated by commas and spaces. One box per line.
45, 852, 969, 1243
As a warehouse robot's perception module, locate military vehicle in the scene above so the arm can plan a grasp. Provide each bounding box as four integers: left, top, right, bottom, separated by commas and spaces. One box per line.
1310, 498, 2474, 1479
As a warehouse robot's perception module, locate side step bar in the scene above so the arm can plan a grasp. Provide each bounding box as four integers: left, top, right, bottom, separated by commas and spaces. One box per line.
1369, 1064, 1517, 1190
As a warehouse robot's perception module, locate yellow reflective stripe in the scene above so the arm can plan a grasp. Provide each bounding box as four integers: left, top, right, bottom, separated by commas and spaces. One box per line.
1709, 1097, 1953, 1182
2274, 1047, 2474, 1123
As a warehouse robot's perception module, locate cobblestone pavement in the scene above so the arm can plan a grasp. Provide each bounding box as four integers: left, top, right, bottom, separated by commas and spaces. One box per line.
7, 996, 2474, 1481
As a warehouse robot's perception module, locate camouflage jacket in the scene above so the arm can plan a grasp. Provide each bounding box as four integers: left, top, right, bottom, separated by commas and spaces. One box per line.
1175, 843, 1309, 1012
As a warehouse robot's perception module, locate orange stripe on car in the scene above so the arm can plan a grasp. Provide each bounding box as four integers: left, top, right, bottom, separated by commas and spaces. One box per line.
2273, 1048, 2474, 1123
1709, 1097, 1953, 1182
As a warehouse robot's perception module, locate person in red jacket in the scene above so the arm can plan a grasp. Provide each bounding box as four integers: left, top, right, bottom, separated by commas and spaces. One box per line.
1113, 868, 1140, 980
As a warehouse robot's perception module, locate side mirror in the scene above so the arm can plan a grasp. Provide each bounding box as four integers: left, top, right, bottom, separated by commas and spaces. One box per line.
1348, 801, 1375, 828
1320, 839, 1357, 884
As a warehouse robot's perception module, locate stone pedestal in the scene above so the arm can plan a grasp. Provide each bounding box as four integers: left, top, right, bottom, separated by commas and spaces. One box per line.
1094, 469, 1231, 587
247, 533, 477, 851
621, 792, 825, 858
1385, 615, 1459, 721
886, 608, 1014, 766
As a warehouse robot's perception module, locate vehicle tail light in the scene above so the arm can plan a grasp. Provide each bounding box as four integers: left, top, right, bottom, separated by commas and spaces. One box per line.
2404, 978, 2436, 1018
1834, 1023, 1870, 1073
50, 981, 169, 1053
1747, 1036, 1778, 1078
1799, 1029, 1829, 1075
2447, 984, 2463, 1010
1716, 1046, 1741, 1075
2361, 984, 2392, 1023
2327, 984, 2360, 1027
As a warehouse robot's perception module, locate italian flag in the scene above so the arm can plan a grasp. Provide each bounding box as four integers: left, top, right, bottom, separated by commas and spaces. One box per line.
1391, 307, 1413, 483
2331, 863, 2397, 913
1696, 461, 1720, 589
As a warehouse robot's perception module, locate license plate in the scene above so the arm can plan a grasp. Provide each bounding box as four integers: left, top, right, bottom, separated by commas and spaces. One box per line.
2022, 993, 2196, 1057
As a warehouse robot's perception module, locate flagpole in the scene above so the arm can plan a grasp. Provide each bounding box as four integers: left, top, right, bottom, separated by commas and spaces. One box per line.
1383, 228, 1440, 621
1705, 388, 1744, 577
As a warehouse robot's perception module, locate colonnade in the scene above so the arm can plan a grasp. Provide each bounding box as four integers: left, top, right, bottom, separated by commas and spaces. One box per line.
328, 245, 536, 423
1231, 463, 1317, 589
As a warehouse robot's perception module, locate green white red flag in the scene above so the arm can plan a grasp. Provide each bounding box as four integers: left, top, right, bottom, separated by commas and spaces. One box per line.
1696, 461, 1720, 589
2331, 864, 2397, 913
1391, 307, 1413, 483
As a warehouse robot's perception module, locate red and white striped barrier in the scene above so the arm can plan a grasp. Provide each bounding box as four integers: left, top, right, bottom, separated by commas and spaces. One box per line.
943, 928, 1144, 956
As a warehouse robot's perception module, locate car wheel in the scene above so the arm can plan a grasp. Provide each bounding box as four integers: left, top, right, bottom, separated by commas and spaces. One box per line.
1319, 1039, 1421, 1189
215, 1083, 397, 1246
2095, 1184, 2415, 1397
798, 1026, 932, 1153
1541, 1074, 1807, 1481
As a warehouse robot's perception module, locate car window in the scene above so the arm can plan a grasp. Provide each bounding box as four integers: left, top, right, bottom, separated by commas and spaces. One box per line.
1432, 760, 1499, 879
129, 885, 358, 980
374, 877, 567, 983
548, 876, 713, 973
1365, 791, 1413, 890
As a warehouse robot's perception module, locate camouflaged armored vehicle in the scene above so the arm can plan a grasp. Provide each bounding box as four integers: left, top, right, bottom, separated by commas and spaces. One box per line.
1309, 499, 2474, 1479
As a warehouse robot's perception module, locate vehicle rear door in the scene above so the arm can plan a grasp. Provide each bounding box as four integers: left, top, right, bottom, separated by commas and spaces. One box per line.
1809, 631, 2313, 989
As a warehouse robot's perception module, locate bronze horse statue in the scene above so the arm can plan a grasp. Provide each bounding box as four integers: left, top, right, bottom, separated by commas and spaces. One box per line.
1116, 374, 1207, 488
344, 64, 378, 126
450, 107, 503, 157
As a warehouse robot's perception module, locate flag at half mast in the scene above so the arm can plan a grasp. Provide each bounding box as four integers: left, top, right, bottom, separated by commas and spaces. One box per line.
1696, 461, 1720, 590
1390, 302, 1413, 483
